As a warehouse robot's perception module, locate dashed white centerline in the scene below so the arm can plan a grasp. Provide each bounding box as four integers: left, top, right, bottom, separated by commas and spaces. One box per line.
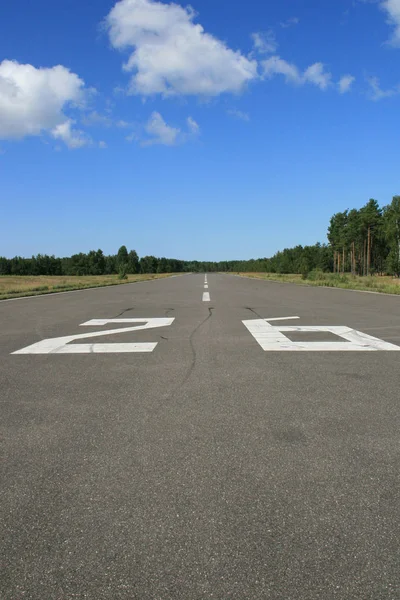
202, 274, 210, 301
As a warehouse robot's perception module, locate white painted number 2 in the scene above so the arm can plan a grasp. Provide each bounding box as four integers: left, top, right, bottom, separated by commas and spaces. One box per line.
12, 318, 175, 354
243, 316, 400, 352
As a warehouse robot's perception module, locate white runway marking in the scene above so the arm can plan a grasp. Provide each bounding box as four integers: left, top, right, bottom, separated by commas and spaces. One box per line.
263, 316, 300, 322
203, 274, 210, 300
243, 318, 400, 352
32, 343, 158, 353
13, 318, 174, 354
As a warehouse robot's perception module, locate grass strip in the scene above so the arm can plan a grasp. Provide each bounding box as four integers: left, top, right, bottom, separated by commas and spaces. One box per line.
232, 271, 400, 295
0, 273, 180, 300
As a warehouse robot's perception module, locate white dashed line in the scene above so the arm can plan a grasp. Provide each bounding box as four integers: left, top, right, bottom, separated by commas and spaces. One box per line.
202, 274, 210, 300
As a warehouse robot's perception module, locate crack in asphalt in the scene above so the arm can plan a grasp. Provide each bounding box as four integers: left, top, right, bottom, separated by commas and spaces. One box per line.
113, 307, 135, 318
245, 307, 264, 319
182, 306, 214, 386
164, 307, 214, 401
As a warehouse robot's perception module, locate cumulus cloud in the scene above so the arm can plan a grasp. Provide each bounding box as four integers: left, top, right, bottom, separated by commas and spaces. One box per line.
142, 111, 180, 145
380, 0, 400, 45
51, 120, 90, 148
132, 112, 200, 146
262, 56, 300, 84
262, 56, 332, 90
367, 76, 400, 99
303, 63, 332, 90
105, 0, 257, 97
0, 60, 87, 145
338, 74, 355, 93
251, 31, 278, 54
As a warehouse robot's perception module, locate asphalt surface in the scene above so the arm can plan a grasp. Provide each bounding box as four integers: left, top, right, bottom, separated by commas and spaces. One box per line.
1, 273, 400, 599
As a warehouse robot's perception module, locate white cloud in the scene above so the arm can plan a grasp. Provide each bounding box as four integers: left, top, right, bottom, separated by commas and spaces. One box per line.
106, 0, 257, 97
251, 31, 278, 54
128, 112, 199, 146
367, 76, 400, 99
51, 120, 90, 148
187, 116, 200, 135
0, 60, 86, 143
280, 17, 299, 28
262, 55, 332, 90
142, 111, 180, 145
303, 63, 332, 90
99, 140, 108, 148
338, 74, 355, 93
380, 0, 400, 45
227, 108, 250, 121
116, 119, 129, 128
82, 110, 113, 127
262, 56, 301, 84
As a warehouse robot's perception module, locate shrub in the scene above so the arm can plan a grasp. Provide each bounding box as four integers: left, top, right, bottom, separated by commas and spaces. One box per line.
118, 263, 128, 280
307, 269, 326, 281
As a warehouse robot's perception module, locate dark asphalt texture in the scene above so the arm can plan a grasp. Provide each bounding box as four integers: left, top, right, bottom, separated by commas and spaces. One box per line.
1, 274, 400, 599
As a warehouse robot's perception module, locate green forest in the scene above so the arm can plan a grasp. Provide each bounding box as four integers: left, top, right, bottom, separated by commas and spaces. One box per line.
1, 196, 399, 277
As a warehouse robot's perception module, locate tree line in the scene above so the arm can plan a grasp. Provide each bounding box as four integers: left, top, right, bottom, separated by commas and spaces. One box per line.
327, 197, 400, 277
0, 246, 186, 276
1, 196, 399, 277
0, 245, 222, 276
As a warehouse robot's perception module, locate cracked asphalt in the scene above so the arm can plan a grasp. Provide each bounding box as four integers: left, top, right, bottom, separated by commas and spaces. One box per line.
1, 273, 400, 599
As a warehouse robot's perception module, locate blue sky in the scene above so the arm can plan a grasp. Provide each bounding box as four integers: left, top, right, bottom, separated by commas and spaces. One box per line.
1, 0, 399, 261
